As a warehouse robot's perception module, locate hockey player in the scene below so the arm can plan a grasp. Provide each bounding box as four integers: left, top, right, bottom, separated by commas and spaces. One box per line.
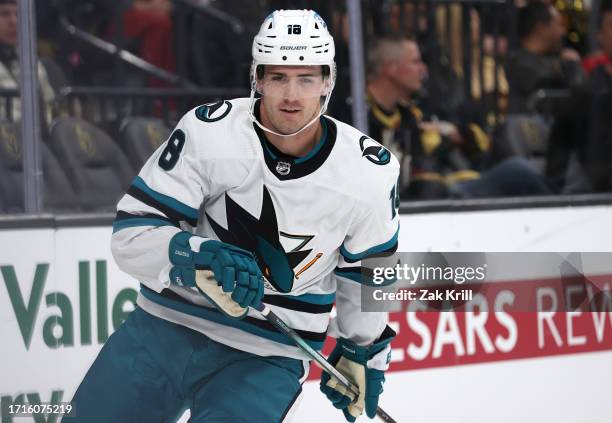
65, 10, 399, 422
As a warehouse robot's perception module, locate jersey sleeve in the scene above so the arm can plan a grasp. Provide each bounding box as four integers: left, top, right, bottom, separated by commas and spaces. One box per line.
330, 161, 400, 345
111, 111, 210, 292
336, 164, 400, 282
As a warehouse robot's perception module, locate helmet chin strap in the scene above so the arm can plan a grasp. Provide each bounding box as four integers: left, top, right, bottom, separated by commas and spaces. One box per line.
248, 89, 333, 138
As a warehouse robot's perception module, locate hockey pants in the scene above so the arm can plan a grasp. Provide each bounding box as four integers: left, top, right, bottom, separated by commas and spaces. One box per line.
62, 306, 307, 423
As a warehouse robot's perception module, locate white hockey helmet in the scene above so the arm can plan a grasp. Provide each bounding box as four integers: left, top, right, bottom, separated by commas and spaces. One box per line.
249, 10, 337, 137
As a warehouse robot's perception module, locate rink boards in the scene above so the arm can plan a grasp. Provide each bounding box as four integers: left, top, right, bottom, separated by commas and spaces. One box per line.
1, 205, 611, 422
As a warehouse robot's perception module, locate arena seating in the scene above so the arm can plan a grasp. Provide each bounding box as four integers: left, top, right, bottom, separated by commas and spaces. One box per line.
0, 121, 80, 213
119, 117, 170, 171
47, 117, 136, 211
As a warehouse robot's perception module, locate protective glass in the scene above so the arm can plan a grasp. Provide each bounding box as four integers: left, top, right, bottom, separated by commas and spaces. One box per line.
256, 72, 331, 99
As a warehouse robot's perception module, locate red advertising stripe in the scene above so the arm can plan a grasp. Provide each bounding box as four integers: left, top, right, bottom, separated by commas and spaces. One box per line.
307, 277, 612, 381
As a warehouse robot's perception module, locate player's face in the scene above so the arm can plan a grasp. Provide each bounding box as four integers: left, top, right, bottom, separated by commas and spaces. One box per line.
258, 65, 328, 135
0, 4, 18, 47
389, 41, 427, 95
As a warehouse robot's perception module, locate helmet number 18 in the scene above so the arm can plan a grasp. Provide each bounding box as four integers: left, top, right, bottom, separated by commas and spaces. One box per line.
287, 25, 301, 35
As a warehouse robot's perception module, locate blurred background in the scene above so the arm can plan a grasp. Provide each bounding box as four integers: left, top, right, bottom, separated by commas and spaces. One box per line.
1, 0, 612, 214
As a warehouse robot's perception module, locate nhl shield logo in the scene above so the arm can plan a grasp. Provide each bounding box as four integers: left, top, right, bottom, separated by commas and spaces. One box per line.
276, 161, 291, 175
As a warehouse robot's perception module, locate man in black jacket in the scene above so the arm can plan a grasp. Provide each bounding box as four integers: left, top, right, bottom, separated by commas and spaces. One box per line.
584, 3, 612, 191
507, 2, 585, 113
366, 36, 552, 199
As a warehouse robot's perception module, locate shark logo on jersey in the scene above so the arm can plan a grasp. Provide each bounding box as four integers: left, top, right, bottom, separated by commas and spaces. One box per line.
195, 100, 233, 123
206, 186, 312, 293
359, 135, 391, 165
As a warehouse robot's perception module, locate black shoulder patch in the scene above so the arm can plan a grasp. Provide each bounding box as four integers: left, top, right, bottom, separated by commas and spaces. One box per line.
195, 100, 232, 122
359, 135, 391, 165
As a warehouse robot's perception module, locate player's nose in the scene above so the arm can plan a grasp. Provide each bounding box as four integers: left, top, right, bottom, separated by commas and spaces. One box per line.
282, 79, 300, 100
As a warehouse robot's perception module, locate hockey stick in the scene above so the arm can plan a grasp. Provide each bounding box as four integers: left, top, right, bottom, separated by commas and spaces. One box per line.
254, 303, 398, 423
196, 271, 397, 422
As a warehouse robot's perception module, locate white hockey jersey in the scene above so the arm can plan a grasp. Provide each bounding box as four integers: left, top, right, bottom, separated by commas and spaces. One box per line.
111, 98, 400, 360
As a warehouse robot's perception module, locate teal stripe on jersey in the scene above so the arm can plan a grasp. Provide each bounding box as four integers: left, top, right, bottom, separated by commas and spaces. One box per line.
340, 225, 400, 262
261, 140, 278, 160
284, 291, 336, 305
140, 287, 325, 350
112, 217, 175, 233
131, 176, 199, 221
333, 269, 362, 283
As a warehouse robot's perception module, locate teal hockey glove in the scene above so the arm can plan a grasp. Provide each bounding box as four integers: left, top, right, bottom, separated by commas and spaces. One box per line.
320, 326, 396, 422
168, 232, 264, 318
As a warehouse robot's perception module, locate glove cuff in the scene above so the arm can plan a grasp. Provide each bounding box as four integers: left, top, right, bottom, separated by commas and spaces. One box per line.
169, 231, 195, 266
168, 232, 217, 286
336, 325, 396, 365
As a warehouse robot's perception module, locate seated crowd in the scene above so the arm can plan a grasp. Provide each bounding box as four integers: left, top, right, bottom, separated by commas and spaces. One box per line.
1, 0, 612, 212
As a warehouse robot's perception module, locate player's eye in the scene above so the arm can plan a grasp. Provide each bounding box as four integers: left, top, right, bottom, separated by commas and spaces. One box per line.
270, 75, 286, 82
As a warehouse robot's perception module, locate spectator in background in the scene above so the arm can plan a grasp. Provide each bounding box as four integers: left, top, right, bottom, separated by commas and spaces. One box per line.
583, 2, 612, 74
584, 3, 612, 191
366, 36, 552, 199
366, 37, 424, 196
507, 2, 589, 192
111, 0, 175, 87
0, 0, 56, 123
507, 2, 585, 113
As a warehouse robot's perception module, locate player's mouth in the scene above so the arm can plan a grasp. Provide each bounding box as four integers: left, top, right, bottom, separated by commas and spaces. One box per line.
279, 107, 301, 115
